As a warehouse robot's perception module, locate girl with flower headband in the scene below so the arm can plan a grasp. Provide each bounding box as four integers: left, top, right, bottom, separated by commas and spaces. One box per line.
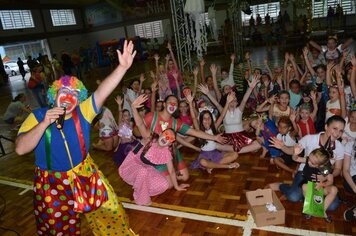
119, 95, 189, 205
16, 40, 137, 235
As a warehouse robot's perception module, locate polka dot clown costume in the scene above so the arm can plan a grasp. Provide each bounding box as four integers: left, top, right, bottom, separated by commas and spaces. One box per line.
18, 75, 135, 235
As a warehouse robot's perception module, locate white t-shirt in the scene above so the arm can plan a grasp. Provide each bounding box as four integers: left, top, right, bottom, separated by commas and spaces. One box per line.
344, 141, 356, 176
276, 132, 296, 147
201, 129, 217, 151
297, 133, 344, 171
223, 107, 243, 133
342, 117, 356, 144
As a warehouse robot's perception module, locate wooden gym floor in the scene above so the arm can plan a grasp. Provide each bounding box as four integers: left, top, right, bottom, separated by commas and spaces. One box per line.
0, 47, 355, 235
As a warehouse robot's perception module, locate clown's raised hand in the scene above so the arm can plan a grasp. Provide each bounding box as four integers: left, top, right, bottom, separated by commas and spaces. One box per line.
117, 40, 137, 70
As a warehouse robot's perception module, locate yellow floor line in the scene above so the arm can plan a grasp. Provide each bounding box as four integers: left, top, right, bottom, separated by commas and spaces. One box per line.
117, 196, 247, 221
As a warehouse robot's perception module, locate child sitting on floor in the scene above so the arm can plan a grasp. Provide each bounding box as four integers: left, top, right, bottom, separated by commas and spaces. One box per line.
273, 116, 298, 174
190, 92, 239, 173
299, 147, 338, 223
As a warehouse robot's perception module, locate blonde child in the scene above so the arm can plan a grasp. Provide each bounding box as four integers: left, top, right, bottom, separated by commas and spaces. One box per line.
299, 148, 338, 223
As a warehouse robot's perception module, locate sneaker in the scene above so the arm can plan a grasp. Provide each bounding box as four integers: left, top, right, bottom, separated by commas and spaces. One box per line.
324, 215, 332, 223
344, 205, 356, 222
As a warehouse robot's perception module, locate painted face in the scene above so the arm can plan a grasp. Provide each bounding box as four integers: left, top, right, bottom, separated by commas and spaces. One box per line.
278, 93, 290, 107
55, 87, 79, 114
277, 122, 290, 135
300, 108, 311, 120
328, 87, 339, 101
165, 97, 178, 114
202, 112, 212, 130
325, 121, 345, 142
158, 129, 175, 147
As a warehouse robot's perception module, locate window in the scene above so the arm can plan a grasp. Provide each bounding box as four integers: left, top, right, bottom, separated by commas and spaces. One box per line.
312, 0, 355, 18
0, 10, 35, 30
50, 9, 76, 26
134, 20, 164, 38
241, 2, 280, 26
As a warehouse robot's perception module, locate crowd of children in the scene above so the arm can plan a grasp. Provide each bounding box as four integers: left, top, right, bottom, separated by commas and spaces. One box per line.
85, 37, 356, 223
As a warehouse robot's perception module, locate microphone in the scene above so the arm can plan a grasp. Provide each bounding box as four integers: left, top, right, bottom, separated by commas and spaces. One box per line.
56, 105, 67, 130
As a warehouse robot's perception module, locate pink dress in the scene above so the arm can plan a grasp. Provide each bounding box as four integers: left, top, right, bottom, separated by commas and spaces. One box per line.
118, 142, 172, 205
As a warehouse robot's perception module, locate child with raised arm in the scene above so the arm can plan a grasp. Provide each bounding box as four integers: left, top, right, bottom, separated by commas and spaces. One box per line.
119, 95, 189, 205
202, 75, 261, 154
220, 53, 236, 88
154, 53, 172, 100
112, 95, 139, 166
189, 92, 239, 173
325, 69, 347, 121
166, 42, 184, 97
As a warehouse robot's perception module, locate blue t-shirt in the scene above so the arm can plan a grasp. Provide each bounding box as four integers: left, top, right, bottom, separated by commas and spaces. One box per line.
18, 95, 100, 171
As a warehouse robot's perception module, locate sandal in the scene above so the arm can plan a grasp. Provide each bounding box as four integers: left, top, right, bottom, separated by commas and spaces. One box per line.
228, 162, 240, 169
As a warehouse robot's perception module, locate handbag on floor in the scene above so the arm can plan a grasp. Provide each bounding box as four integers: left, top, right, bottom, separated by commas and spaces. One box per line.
302, 181, 325, 217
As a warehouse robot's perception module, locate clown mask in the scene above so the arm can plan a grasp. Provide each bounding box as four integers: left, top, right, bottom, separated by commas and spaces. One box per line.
55, 87, 80, 114
166, 101, 177, 114
158, 129, 176, 147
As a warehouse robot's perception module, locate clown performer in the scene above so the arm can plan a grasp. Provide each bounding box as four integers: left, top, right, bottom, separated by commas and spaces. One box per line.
15, 41, 136, 235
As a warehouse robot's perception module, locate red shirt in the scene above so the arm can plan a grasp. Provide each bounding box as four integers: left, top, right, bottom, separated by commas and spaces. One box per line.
144, 112, 189, 135
297, 117, 316, 137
